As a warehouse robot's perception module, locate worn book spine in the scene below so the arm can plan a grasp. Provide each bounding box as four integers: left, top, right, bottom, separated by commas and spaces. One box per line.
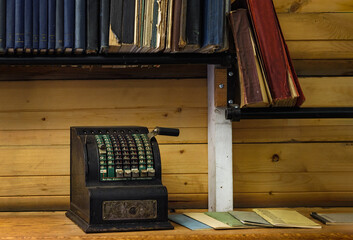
24, 0, 33, 53
108, 0, 123, 53
86, 0, 99, 54
14, 0, 24, 53
39, 0, 48, 53
6, 0, 15, 54
74, 0, 85, 54
0, 0, 5, 53
171, 0, 181, 52
184, 0, 201, 52
55, 0, 63, 53
64, 0, 74, 53
120, 0, 136, 52
32, 0, 39, 53
150, 0, 158, 50
100, 0, 110, 53
214, 0, 224, 51
48, 0, 55, 54
199, 0, 215, 53
164, 0, 173, 52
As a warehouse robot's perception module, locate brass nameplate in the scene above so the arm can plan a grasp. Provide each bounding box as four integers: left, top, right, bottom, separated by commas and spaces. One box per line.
102, 200, 157, 220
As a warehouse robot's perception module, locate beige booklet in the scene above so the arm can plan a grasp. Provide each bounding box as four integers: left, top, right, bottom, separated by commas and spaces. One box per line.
253, 209, 321, 229
184, 213, 234, 230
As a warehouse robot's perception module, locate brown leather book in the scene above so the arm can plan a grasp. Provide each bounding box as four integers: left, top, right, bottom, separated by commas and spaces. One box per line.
171, 0, 182, 52
229, 9, 271, 107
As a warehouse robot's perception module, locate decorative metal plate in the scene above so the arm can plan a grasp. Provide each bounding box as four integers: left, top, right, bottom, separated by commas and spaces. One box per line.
102, 200, 157, 220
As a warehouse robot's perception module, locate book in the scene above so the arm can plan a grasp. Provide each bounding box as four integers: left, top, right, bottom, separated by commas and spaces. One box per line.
119, 0, 137, 53
164, 0, 173, 52
0, 0, 5, 53
235, 0, 305, 107
151, 0, 168, 52
86, 0, 99, 54
182, 0, 201, 52
108, 0, 123, 53
229, 211, 273, 227
199, 0, 226, 53
24, 0, 33, 53
39, 0, 48, 53
63, 0, 74, 53
150, 0, 158, 51
15, 0, 25, 53
171, 0, 181, 52
228, 9, 271, 108
254, 209, 321, 229
74, 0, 86, 54
6, 0, 15, 54
168, 214, 212, 230
48, 0, 56, 54
311, 212, 353, 225
139, 0, 154, 53
32, 0, 39, 53
100, 0, 110, 53
205, 212, 251, 228
184, 212, 234, 230
55, 0, 64, 53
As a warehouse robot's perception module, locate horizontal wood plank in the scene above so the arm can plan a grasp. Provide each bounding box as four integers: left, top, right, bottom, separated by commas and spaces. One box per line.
287, 40, 353, 59
293, 60, 353, 76
273, 0, 353, 13
0, 108, 207, 130
0, 79, 206, 111
279, 13, 353, 40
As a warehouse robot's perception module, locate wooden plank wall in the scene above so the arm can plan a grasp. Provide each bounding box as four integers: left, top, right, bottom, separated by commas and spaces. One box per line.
0, 0, 352, 211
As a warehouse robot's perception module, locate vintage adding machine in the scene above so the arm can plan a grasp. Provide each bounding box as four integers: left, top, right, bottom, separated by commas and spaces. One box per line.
66, 126, 179, 233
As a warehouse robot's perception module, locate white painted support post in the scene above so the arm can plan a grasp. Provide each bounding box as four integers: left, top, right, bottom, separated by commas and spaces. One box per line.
207, 65, 233, 212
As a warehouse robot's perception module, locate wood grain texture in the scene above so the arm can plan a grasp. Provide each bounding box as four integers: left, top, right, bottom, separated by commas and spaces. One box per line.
293, 60, 353, 76
279, 13, 353, 40
273, 0, 353, 13
0, 209, 352, 240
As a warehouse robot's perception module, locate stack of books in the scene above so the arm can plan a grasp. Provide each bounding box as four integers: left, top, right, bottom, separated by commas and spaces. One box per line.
169, 209, 322, 230
0, 0, 230, 55
229, 0, 305, 107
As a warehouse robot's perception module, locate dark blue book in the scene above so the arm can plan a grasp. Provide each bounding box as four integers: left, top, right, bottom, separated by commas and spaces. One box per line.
0, 0, 5, 53
74, 0, 85, 53
15, 0, 25, 53
24, 0, 33, 53
64, 0, 74, 53
32, 0, 39, 53
55, 0, 63, 53
48, 0, 55, 53
39, 0, 48, 53
86, 0, 99, 54
6, 0, 15, 53
100, 0, 110, 53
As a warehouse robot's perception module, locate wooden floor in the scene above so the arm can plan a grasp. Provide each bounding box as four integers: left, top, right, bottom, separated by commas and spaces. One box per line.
0, 208, 352, 240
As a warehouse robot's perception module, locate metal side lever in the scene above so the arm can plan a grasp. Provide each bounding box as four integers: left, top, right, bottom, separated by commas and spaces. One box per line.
148, 127, 180, 139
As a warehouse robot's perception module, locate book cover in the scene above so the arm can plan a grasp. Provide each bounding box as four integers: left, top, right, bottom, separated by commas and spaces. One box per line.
6, 0, 15, 53
229, 211, 272, 227
55, 0, 64, 53
139, 0, 154, 53
0, 0, 5, 53
64, 0, 74, 53
100, 0, 110, 53
184, 212, 234, 230
182, 0, 201, 52
39, 0, 48, 53
168, 214, 211, 230
15, 0, 25, 53
311, 212, 353, 225
24, 0, 33, 53
150, 0, 158, 50
171, 0, 181, 52
32, 0, 39, 53
119, 0, 136, 53
108, 0, 123, 53
205, 212, 249, 228
153, 0, 168, 52
177, 0, 187, 50
74, 0, 86, 54
164, 0, 173, 52
86, 0, 99, 54
48, 0, 55, 54
228, 9, 271, 108
254, 209, 321, 228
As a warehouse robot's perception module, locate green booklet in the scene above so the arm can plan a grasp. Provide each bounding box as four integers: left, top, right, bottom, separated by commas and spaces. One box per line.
205, 212, 252, 228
